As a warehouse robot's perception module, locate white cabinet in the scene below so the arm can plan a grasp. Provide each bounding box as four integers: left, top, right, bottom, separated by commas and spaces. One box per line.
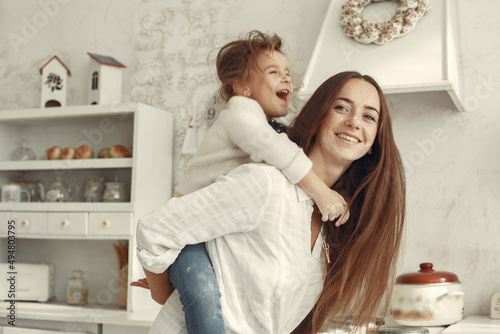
300, 0, 464, 111
0, 103, 173, 317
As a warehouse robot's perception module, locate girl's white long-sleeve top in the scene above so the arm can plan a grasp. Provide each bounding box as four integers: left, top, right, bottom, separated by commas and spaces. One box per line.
175, 96, 312, 195
137, 163, 326, 334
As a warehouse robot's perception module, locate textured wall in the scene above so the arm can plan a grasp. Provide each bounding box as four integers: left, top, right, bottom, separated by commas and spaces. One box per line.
0, 0, 498, 318
0, 0, 329, 184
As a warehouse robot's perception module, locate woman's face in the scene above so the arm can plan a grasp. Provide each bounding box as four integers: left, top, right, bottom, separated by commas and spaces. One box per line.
314, 78, 380, 165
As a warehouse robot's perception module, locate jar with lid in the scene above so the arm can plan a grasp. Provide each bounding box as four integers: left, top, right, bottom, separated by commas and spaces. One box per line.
66, 270, 88, 305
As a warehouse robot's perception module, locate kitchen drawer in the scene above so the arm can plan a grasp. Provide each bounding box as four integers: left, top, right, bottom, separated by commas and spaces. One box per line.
88, 212, 133, 236
47, 212, 88, 235
9, 212, 47, 235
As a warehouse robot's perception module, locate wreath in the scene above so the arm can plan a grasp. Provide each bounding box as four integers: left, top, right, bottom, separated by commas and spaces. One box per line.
340, 0, 431, 45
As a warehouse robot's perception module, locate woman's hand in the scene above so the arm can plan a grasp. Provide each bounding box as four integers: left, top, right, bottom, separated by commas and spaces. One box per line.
130, 278, 150, 290
131, 268, 173, 305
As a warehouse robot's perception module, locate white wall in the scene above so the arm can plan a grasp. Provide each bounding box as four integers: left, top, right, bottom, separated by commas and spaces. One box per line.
0, 0, 498, 318
388, 1, 500, 316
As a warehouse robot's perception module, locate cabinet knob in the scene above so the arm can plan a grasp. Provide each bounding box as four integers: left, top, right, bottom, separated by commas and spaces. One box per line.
102, 219, 111, 228
21, 220, 30, 227
60, 219, 70, 228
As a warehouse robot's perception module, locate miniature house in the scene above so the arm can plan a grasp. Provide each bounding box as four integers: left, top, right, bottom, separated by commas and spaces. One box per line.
40, 55, 71, 108
87, 52, 126, 105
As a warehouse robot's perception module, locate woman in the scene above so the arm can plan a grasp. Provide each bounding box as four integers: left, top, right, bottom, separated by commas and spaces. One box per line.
289, 72, 405, 333
136, 71, 405, 333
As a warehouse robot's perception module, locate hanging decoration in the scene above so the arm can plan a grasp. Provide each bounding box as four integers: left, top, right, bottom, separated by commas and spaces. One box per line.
340, 0, 431, 45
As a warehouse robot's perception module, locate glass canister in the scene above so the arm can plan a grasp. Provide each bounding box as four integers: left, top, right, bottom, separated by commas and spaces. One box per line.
102, 181, 128, 202
66, 270, 88, 305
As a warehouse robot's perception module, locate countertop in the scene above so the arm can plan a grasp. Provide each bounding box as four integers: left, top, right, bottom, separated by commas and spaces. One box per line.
0, 301, 158, 326
442, 316, 500, 333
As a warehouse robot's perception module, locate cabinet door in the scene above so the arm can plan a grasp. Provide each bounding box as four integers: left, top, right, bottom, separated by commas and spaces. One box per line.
47, 212, 88, 235
9, 212, 48, 235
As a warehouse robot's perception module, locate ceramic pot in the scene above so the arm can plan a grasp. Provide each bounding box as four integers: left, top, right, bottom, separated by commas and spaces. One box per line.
391, 263, 464, 327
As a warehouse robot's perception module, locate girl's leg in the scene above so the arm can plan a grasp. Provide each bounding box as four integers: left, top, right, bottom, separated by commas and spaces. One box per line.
169, 243, 227, 334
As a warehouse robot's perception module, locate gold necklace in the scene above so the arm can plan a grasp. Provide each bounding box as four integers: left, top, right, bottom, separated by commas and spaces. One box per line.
314, 210, 331, 264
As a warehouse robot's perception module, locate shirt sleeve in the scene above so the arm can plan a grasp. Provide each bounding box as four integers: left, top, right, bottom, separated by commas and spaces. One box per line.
136, 163, 271, 274
222, 96, 312, 184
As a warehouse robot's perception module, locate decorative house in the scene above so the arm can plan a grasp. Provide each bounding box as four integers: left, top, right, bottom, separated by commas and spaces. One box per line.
87, 52, 126, 105
39, 55, 71, 108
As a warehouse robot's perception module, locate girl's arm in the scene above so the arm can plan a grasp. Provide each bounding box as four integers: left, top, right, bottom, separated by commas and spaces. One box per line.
223, 96, 348, 223
298, 170, 349, 225
223, 96, 311, 184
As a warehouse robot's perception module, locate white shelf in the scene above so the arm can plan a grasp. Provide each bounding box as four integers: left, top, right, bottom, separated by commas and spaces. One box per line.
0, 301, 126, 323
0, 103, 174, 313
0, 158, 132, 171
299, 0, 464, 111
0, 103, 139, 122
0, 202, 133, 212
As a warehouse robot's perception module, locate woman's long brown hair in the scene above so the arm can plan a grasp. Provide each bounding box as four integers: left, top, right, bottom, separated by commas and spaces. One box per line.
289, 72, 406, 333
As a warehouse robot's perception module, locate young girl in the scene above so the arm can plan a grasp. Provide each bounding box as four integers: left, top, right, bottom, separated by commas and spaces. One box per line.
134, 30, 348, 333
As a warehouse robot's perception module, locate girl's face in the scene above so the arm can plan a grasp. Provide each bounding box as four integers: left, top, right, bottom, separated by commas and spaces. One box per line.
313, 78, 380, 165
241, 50, 293, 120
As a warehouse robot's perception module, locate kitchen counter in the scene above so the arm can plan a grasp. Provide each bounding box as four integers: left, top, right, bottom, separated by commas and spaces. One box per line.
442, 316, 500, 333
0, 301, 158, 326
318, 316, 446, 333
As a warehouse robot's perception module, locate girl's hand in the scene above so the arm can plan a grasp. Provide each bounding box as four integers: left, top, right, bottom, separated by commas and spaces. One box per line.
316, 189, 350, 226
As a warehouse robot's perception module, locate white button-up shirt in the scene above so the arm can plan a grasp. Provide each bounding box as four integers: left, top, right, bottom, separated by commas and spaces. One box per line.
137, 163, 326, 334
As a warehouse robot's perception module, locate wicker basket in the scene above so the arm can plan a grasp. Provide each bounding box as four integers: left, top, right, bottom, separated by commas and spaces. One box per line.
118, 264, 128, 309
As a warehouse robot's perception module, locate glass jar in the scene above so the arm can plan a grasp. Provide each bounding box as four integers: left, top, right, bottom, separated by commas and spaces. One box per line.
66, 270, 88, 305
11, 139, 36, 161
102, 181, 128, 202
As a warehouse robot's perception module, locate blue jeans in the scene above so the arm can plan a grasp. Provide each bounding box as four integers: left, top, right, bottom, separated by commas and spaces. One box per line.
169, 243, 227, 334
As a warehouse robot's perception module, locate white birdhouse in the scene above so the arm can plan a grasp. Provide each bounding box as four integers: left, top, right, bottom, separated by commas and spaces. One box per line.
39, 55, 71, 108
87, 52, 126, 105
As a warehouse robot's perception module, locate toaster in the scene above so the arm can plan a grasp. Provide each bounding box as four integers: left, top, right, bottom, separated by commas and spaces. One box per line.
0, 263, 54, 302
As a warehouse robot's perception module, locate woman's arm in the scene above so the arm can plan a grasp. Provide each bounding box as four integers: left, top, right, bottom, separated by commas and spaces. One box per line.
136, 163, 271, 275
143, 268, 170, 304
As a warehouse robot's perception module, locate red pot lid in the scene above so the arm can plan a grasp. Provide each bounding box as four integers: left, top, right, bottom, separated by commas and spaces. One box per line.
396, 263, 459, 284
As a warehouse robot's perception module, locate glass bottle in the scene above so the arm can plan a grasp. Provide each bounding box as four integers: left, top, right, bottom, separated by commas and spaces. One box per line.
11, 139, 36, 161
66, 270, 88, 305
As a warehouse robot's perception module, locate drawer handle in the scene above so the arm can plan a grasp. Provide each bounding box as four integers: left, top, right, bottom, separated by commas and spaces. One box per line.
21, 220, 30, 227
102, 219, 111, 228
60, 219, 70, 228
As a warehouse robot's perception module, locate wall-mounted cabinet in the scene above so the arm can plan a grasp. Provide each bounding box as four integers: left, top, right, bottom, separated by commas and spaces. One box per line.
300, 0, 464, 112
0, 103, 173, 317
